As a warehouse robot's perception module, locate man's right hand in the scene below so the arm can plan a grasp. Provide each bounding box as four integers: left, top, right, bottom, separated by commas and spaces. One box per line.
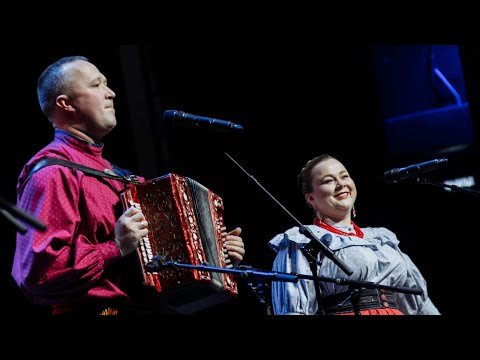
114, 206, 148, 256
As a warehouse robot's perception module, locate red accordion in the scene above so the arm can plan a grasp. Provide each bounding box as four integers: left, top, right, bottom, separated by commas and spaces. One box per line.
119, 173, 238, 314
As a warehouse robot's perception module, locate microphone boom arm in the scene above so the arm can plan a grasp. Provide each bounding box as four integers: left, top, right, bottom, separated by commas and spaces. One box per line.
416, 177, 480, 197
0, 196, 46, 234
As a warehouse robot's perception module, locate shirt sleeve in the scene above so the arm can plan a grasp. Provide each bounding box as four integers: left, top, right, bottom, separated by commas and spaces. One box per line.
12, 166, 122, 305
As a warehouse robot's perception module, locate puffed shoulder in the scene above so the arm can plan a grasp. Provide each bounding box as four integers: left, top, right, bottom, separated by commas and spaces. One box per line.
268, 225, 354, 252
362, 226, 400, 247
269, 225, 400, 253
268, 226, 314, 252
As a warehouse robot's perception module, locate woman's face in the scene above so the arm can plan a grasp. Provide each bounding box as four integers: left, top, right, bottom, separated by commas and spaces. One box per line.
305, 158, 357, 222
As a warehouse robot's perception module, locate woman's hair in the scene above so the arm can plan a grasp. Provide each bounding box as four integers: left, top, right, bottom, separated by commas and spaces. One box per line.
37, 55, 89, 119
297, 154, 336, 194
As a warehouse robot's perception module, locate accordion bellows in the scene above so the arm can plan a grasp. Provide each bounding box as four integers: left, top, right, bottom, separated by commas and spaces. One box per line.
120, 173, 238, 314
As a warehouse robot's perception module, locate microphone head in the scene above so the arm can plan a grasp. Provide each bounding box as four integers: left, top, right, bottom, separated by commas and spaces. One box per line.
230, 123, 244, 132
437, 158, 449, 166
163, 109, 244, 134
163, 109, 180, 121
383, 169, 400, 184
384, 158, 449, 184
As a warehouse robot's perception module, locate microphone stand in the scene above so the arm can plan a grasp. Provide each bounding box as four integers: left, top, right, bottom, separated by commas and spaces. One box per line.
234, 264, 274, 315
146, 255, 423, 315
415, 177, 480, 197
0, 196, 46, 234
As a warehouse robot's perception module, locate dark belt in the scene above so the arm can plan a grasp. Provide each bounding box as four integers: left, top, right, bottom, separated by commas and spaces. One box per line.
321, 288, 398, 315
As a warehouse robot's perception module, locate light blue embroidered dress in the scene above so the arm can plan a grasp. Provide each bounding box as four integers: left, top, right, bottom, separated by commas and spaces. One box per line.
269, 224, 440, 315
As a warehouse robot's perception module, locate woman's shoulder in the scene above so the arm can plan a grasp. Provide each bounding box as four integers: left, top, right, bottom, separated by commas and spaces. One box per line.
362, 226, 400, 246
268, 225, 320, 251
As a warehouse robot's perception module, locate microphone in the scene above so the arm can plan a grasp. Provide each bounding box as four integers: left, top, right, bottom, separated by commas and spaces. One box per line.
145, 254, 170, 273
163, 110, 244, 133
384, 158, 448, 183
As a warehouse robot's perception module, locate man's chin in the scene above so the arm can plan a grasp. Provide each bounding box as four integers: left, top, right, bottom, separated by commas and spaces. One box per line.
104, 119, 117, 131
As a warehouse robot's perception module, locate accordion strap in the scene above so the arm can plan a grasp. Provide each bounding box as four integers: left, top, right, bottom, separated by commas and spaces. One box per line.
25, 158, 140, 184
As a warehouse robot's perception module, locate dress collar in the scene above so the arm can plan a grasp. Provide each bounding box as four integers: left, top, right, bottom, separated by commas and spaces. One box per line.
313, 217, 364, 238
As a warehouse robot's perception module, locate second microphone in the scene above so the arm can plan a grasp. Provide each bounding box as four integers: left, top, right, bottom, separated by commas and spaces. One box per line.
163, 110, 244, 133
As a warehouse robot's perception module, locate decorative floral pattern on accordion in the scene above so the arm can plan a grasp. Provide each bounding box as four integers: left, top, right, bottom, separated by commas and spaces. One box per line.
119, 173, 238, 313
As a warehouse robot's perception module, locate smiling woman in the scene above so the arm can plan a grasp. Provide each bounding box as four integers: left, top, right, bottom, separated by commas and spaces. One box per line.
267, 153, 441, 316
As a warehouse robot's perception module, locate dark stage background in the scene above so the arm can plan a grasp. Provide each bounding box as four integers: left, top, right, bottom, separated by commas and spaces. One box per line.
1, 44, 479, 316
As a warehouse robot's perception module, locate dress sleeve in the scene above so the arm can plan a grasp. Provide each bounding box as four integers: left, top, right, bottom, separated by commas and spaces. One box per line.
372, 227, 441, 315
269, 230, 320, 315
395, 250, 441, 315
12, 166, 122, 305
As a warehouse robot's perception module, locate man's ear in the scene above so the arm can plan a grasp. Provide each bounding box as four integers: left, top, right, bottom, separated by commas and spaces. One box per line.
56, 95, 75, 112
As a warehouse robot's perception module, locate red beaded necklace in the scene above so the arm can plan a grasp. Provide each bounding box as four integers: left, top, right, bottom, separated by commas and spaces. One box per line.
313, 217, 364, 238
